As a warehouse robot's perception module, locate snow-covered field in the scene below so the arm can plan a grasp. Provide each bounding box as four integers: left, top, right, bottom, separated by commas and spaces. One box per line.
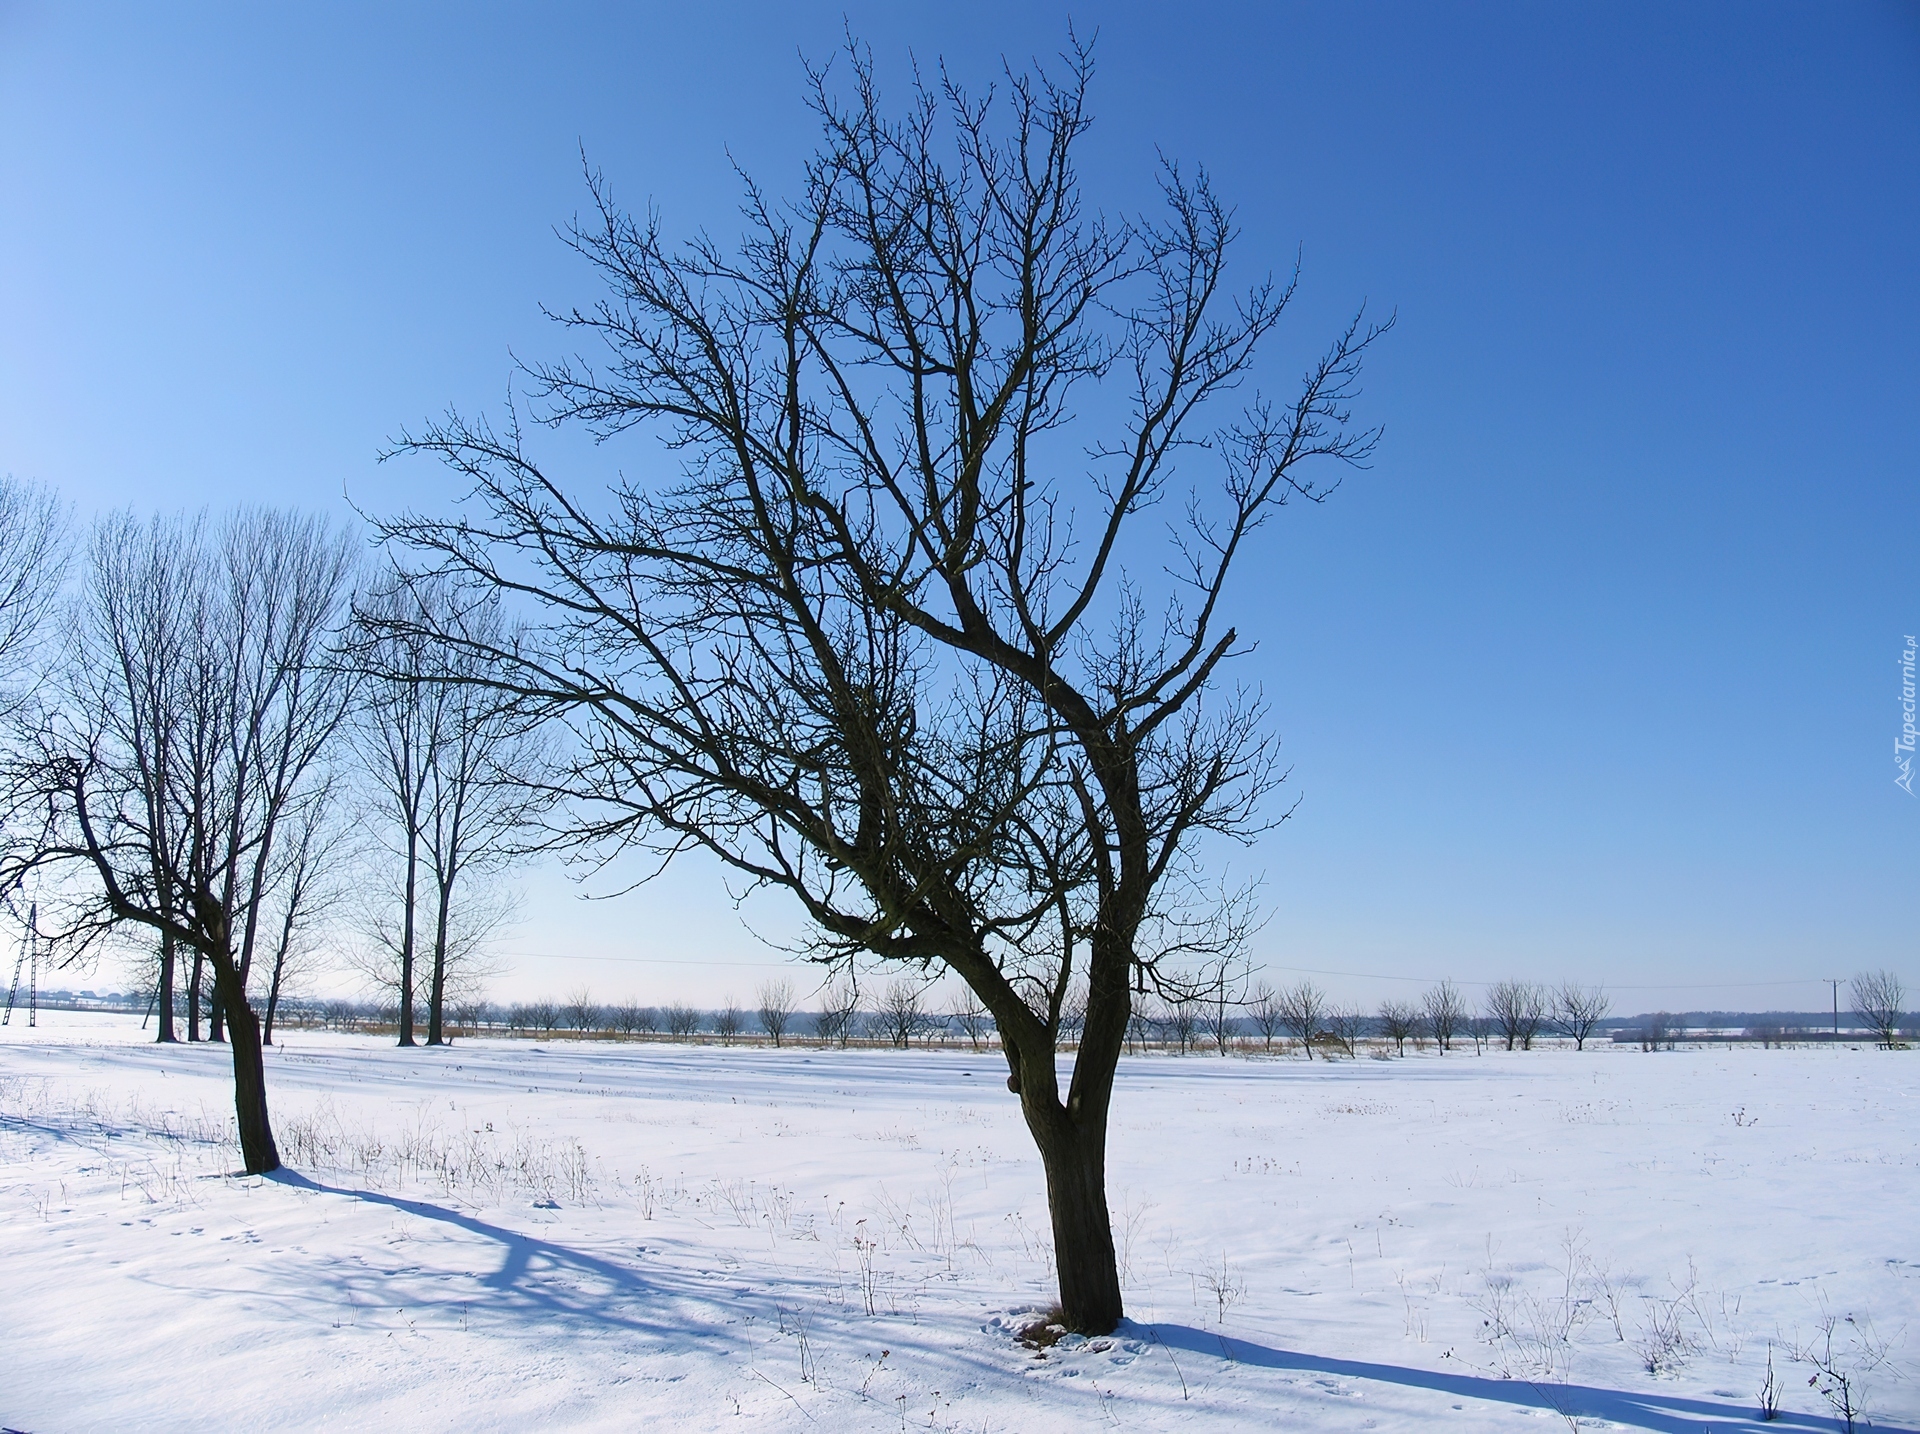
2, 1012, 1914, 1432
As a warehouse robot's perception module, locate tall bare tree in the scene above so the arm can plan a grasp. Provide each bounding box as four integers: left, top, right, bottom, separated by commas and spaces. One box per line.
417, 601, 548, 1046
11, 509, 357, 1173
350, 574, 445, 1046
377, 41, 1382, 1332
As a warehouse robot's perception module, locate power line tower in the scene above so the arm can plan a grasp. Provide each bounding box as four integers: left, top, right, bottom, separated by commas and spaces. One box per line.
1823, 977, 1842, 1042
2, 903, 39, 1028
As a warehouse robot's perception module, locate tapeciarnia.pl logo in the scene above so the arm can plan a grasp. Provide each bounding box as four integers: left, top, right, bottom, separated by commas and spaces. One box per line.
1899, 635, 1917, 795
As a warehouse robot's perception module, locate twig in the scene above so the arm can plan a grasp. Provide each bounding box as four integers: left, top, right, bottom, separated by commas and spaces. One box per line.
1146, 1324, 1190, 1401
749, 1367, 814, 1422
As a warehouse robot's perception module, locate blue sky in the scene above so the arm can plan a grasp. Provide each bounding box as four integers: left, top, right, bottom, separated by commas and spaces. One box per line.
3, 3, 1914, 1011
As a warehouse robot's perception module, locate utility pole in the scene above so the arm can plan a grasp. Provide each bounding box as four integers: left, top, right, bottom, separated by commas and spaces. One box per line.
1823, 977, 1842, 1042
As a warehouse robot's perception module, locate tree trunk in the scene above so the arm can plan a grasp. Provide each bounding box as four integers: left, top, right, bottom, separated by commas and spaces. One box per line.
398, 832, 418, 1046
212, 958, 279, 1174
263, 968, 282, 1045
1029, 1113, 1123, 1333
186, 946, 203, 1041
1005, 968, 1128, 1335
425, 881, 450, 1046
155, 933, 177, 1043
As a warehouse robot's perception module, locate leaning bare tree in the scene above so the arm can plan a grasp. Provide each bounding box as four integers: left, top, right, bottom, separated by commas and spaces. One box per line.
376, 40, 1382, 1333
10, 509, 357, 1173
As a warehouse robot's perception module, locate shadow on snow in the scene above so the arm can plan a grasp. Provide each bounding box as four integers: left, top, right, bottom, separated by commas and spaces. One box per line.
1137, 1322, 1908, 1433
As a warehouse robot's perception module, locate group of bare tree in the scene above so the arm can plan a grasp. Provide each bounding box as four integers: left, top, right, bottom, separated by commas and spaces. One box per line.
0, 500, 546, 1173
0, 510, 358, 1169
3, 38, 1383, 1330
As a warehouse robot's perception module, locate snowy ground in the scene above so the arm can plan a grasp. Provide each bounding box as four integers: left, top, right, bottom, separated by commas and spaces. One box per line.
2, 1012, 1915, 1432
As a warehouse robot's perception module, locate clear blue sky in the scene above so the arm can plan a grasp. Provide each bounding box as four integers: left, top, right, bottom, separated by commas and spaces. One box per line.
3, 2, 1914, 1012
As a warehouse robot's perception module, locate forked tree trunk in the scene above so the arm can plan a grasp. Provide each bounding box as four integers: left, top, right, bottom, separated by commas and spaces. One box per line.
212, 958, 279, 1174
1004, 965, 1129, 1335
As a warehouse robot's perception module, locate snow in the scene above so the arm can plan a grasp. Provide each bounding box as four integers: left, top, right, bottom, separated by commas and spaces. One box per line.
2, 1011, 1915, 1432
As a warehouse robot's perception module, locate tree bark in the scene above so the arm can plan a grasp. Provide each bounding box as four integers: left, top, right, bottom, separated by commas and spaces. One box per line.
212, 957, 279, 1174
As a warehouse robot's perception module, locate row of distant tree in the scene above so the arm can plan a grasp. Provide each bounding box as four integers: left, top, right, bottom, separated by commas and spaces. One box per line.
259, 967, 1910, 1053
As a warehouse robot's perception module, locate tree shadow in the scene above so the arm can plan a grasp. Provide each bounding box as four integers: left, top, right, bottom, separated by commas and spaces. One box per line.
1134, 1322, 1910, 1433
265, 1170, 742, 1342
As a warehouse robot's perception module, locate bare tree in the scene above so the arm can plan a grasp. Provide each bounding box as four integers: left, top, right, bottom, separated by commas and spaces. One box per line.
1324, 1006, 1366, 1059
414, 595, 549, 1047
1850, 970, 1906, 1049
874, 977, 926, 1049
1466, 1011, 1492, 1054
814, 979, 861, 1047
755, 977, 796, 1047
349, 573, 443, 1046
664, 1002, 701, 1039
1198, 978, 1237, 1055
950, 988, 992, 1050
1378, 998, 1418, 1055
1486, 979, 1548, 1051
1550, 982, 1611, 1051
260, 773, 352, 1044
1245, 981, 1284, 1051
564, 986, 598, 1033
1275, 980, 1328, 1059
11, 509, 357, 1173
611, 999, 654, 1036
346, 867, 511, 1022
1422, 980, 1464, 1053
0, 475, 67, 703
376, 41, 1383, 1333
714, 998, 744, 1044
1160, 995, 1200, 1054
